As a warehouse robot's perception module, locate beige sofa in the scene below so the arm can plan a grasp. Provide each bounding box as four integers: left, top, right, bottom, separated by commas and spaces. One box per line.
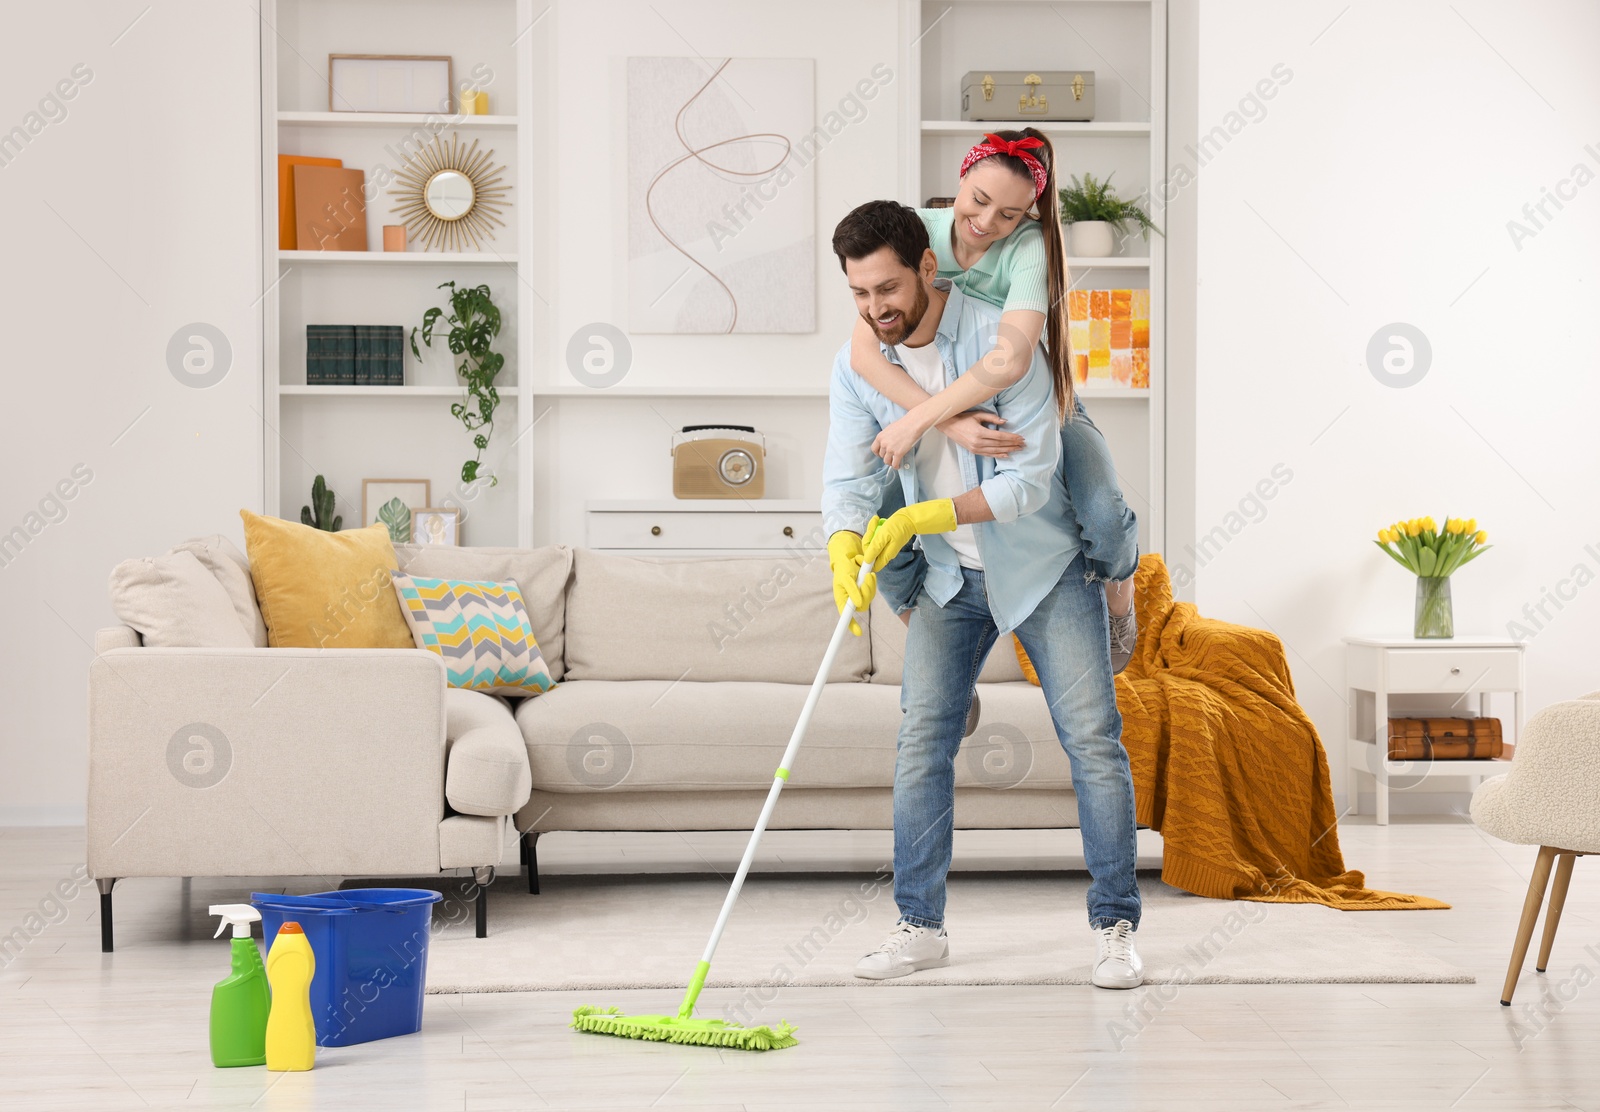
89, 537, 1081, 950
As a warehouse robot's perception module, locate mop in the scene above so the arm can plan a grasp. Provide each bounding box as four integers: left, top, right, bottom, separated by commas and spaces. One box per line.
571, 539, 881, 1051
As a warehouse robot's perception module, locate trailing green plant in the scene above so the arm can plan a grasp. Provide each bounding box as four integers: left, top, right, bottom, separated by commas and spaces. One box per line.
1058, 172, 1163, 240
411, 280, 504, 486
377, 497, 411, 543
300, 474, 341, 531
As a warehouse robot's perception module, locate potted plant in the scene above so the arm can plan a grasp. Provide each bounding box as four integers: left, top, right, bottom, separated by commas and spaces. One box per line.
1058, 172, 1162, 257
1374, 516, 1491, 638
411, 280, 505, 487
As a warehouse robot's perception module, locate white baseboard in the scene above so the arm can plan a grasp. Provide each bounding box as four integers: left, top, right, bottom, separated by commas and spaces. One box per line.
0, 804, 87, 827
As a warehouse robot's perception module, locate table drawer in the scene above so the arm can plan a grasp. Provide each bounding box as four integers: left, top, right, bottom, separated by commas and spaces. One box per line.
588, 511, 825, 551
1384, 648, 1521, 693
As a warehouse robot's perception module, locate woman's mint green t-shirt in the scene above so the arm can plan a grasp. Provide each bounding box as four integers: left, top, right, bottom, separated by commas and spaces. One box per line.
917, 207, 1049, 315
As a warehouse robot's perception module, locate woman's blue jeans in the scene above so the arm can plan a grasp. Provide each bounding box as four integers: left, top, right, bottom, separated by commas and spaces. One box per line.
892, 556, 1141, 931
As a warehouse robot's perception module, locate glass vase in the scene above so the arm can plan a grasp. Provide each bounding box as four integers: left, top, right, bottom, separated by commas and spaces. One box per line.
1414, 576, 1454, 639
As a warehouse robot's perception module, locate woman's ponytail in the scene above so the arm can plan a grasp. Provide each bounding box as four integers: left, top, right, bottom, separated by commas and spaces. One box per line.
1020, 126, 1074, 422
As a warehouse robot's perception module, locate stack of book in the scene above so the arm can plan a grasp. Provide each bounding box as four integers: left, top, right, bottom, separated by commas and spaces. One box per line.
306, 325, 405, 385
1386, 717, 1506, 760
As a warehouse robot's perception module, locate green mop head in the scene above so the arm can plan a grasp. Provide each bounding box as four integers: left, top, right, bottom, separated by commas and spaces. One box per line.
570, 1006, 797, 1051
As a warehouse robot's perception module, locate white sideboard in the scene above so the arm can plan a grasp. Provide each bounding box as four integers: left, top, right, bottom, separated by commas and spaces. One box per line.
585, 500, 825, 557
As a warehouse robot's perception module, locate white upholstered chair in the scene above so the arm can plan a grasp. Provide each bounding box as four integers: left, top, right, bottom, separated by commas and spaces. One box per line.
1470, 691, 1600, 1006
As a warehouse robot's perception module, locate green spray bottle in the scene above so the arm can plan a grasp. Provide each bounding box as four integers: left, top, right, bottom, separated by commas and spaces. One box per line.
208, 904, 270, 1067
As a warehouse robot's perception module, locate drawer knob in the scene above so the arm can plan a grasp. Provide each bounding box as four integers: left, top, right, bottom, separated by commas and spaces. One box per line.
783, 526, 794, 538
1450, 667, 1461, 675
650, 525, 661, 537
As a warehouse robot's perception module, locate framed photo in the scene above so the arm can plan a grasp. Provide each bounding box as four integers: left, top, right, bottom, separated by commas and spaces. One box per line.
362, 478, 431, 541
329, 55, 454, 114
412, 507, 461, 547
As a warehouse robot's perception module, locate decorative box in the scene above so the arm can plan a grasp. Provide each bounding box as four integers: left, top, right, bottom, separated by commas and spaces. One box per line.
960, 70, 1095, 122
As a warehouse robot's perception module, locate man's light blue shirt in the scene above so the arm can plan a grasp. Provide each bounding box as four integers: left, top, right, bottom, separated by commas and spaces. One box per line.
821, 280, 1083, 634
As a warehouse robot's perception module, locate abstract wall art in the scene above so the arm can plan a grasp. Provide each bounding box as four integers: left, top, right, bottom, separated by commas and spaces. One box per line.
627, 57, 815, 334
1068, 288, 1150, 389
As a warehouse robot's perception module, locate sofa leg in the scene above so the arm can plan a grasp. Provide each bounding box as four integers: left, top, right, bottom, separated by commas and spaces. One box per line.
97, 878, 117, 953
524, 831, 541, 895
474, 867, 494, 939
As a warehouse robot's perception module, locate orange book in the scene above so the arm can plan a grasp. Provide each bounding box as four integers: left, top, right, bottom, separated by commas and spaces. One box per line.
293, 165, 368, 252
277, 156, 343, 250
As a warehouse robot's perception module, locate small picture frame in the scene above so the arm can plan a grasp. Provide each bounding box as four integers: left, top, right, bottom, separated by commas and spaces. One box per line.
411, 507, 461, 547
361, 478, 431, 535
329, 55, 454, 115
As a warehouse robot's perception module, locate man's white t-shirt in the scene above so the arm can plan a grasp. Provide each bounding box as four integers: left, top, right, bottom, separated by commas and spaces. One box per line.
893, 339, 984, 570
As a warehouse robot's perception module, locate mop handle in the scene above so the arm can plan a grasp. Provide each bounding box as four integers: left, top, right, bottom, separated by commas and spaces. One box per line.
677, 550, 878, 1020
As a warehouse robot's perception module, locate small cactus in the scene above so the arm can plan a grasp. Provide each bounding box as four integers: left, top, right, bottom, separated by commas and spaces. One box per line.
301, 474, 342, 531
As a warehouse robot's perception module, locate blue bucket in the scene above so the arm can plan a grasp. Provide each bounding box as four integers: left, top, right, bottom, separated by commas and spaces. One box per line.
251, 888, 443, 1047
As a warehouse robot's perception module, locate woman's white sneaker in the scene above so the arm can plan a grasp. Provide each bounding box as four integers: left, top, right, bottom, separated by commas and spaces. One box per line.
854, 921, 950, 980
1091, 920, 1143, 989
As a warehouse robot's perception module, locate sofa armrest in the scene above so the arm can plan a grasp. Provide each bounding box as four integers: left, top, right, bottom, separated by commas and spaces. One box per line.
96, 625, 141, 652
88, 647, 449, 879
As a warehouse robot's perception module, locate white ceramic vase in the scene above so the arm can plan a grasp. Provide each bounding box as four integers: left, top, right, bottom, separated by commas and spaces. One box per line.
1068, 220, 1116, 257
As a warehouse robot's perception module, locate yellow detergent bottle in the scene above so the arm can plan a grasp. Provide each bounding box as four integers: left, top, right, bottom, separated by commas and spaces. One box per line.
264, 921, 316, 1071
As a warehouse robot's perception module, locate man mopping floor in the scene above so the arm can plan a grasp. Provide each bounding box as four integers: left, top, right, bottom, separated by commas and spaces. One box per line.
823, 200, 1144, 990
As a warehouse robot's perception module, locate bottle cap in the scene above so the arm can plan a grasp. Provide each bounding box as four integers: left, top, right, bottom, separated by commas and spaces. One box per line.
209, 903, 262, 939
278, 922, 304, 935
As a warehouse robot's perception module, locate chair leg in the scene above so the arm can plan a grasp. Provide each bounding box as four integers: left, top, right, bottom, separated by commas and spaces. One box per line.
1536, 853, 1579, 973
473, 867, 494, 939
525, 831, 541, 895
1502, 846, 1558, 1005
96, 878, 117, 954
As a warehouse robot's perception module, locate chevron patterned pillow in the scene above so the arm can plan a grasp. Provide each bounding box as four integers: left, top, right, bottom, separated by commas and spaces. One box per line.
389, 574, 556, 696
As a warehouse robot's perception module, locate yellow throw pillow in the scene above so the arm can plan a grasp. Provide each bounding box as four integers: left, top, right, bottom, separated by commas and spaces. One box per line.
240, 511, 414, 649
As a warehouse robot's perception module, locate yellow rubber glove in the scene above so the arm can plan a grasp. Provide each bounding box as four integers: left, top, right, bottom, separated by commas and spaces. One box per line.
861, 498, 958, 571
827, 530, 875, 636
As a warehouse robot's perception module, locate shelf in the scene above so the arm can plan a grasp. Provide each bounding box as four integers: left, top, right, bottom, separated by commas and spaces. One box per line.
531, 385, 831, 398
278, 386, 519, 397
277, 111, 518, 129
1068, 257, 1150, 268
921, 120, 1150, 138
279, 250, 516, 266
589, 499, 820, 513
1076, 386, 1151, 399
1347, 740, 1514, 774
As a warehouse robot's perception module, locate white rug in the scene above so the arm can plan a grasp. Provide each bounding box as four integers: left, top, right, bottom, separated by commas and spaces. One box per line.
414, 872, 1473, 993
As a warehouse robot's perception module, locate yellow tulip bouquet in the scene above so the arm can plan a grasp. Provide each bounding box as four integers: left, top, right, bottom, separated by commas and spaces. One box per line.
1374, 517, 1491, 638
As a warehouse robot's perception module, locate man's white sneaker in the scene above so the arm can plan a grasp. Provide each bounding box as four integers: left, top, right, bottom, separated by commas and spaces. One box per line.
1091, 920, 1143, 989
854, 921, 950, 980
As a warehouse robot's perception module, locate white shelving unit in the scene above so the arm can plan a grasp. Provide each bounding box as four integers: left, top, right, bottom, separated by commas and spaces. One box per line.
259, 0, 538, 546
901, 0, 1168, 554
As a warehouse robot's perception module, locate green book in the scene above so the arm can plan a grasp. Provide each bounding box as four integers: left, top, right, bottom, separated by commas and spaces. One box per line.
385, 325, 405, 385
305, 325, 351, 386
353, 325, 376, 386
334, 326, 355, 385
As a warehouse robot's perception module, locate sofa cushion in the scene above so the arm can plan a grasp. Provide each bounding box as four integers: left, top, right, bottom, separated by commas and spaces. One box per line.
241, 513, 413, 648
170, 534, 269, 647
108, 550, 253, 647
445, 689, 532, 816
515, 679, 1071, 792
392, 544, 572, 681
391, 574, 556, 697
867, 593, 1027, 685
564, 550, 871, 684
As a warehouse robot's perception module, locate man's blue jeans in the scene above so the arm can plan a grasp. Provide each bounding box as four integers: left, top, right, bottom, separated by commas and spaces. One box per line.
892, 554, 1141, 931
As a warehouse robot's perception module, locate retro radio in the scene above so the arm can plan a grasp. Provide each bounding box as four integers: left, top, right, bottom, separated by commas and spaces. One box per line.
671, 425, 766, 499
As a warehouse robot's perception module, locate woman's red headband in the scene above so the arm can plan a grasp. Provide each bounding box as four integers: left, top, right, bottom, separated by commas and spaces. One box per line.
959, 132, 1049, 201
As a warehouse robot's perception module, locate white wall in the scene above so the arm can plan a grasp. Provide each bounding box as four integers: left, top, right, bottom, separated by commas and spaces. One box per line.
0, 3, 264, 823
1191, 1, 1600, 812
532, 0, 903, 546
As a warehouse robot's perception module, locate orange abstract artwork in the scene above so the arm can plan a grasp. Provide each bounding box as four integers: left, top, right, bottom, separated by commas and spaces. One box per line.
1068, 288, 1150, 389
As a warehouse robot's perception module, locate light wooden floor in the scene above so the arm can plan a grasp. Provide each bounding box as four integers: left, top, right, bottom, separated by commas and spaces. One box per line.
2, 819, 1597, 1111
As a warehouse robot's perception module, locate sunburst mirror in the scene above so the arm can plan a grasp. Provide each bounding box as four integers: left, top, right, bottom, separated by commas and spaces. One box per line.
389, 132, 511, 251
